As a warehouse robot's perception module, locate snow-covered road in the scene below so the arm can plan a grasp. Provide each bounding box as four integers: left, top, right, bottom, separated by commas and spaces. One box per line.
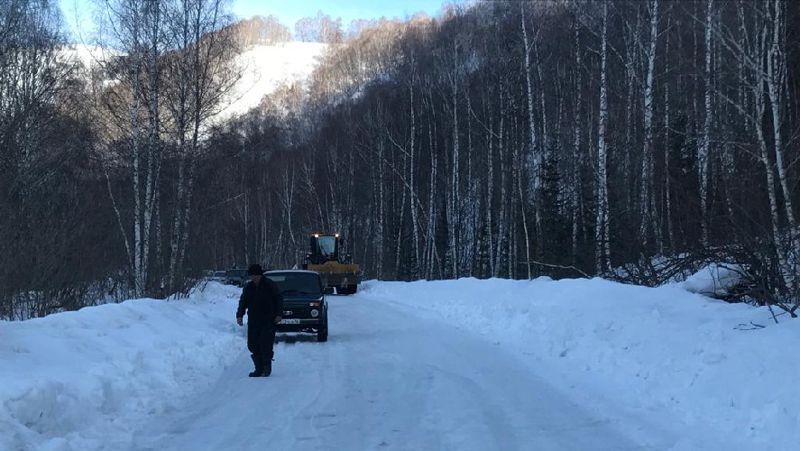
5, 278, 794, 450
130, 293, 644, 451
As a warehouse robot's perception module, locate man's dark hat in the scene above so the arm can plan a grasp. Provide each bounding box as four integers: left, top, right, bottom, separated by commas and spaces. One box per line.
247, 264, 264, 275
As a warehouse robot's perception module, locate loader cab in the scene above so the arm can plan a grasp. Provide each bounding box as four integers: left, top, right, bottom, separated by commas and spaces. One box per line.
310, 234, 339, 263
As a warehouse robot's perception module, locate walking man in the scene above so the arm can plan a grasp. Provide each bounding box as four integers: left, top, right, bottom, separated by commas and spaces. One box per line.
236, 264, 283, 377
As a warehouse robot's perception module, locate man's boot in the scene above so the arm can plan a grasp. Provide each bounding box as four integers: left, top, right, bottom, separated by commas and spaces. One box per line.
264, 359, 272, 377
263, 353, 273, 377
249, 354, 263, 377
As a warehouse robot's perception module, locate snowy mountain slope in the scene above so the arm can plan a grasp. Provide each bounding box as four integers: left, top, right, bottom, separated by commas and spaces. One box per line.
1, 278, 797, 450
59, 41, 325, 123
215, 42, 327, 121
59, 44, 117, 72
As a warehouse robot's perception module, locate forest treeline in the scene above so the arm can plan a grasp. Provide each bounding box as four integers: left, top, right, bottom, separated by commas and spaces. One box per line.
2, 0, 799, 319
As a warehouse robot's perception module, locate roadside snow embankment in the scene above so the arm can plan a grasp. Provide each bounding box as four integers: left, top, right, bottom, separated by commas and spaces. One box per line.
0, 283, 242, 451
362, 277, 799, 450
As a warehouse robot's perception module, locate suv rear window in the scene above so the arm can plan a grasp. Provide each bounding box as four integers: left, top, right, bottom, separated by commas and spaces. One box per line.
265, 272, 322, 295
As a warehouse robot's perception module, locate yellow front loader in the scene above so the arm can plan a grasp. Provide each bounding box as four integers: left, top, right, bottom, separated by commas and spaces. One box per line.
302, 233, 361, 295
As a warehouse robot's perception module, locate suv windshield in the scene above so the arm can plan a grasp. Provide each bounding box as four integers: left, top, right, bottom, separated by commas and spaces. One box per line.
265, 272, 322, 295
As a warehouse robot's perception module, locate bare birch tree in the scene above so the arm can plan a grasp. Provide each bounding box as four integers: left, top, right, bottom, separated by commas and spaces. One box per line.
640, 0, 659, 249
595, 1, 611, 275
162, 0, 238, 292
698, 0, 713, 247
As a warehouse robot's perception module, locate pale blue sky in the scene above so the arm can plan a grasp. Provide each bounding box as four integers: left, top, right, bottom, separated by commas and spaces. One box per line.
59, 0, 452, 42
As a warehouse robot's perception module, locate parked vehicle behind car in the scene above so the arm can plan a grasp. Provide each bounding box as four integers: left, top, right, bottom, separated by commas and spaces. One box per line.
207, 270, 227, 283
264, 270, 328, 342
225, 269, 249, 287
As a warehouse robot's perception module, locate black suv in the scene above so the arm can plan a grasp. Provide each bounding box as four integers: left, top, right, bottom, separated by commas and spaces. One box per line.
264, 270, 328, 342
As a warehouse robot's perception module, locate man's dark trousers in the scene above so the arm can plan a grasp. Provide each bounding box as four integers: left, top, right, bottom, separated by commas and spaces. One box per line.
248, 322, 275, 373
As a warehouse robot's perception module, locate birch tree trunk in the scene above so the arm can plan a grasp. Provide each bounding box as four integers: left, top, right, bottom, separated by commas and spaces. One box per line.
750, 25, 788, 279
521, 1, 540, 268
128, 3, 145, 295
408, 82, 421, 278
495, 103, 507, 277
765, 0, 795, 231
698, 0, 713, 247
449, 41, 460, 279
377, 139, 385, 279
572, 23, 582, 264
427, 116, 438, 280
640, 0, 659, 249
596, 1, 611, 275
141, 0, 164, 295
623, 10, 638, 215
424, 88, 438, 279
486, 100, 495, 276
395, 172, 407, 279
663, 17, 674, 253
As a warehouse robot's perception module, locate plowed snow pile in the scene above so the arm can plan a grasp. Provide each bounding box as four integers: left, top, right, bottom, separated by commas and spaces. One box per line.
0, 283, 243, 451
363, 277, 799, 451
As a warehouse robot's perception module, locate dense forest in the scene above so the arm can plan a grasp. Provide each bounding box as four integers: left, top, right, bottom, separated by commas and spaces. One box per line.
2, 0, 799, 319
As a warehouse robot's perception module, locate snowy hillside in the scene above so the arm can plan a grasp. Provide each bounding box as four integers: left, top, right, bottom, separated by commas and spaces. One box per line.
215, 42, 327, 121
58, 44, 120, 77
59, 41, 326, 122
1, 278, 797, 450
59, 44, 112, 70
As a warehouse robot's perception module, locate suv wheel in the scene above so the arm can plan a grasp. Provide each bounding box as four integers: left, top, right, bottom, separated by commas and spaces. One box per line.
317, 316, 328, 342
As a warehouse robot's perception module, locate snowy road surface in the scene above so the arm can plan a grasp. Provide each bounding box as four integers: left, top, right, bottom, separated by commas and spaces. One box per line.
4, 279, 793, 450
131, 293, 649, 451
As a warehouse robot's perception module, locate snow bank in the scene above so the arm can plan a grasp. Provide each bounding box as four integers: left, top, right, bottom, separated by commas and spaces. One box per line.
362, 277, 800, 450
0, 282, 242, 451
679, 263, 744, 297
